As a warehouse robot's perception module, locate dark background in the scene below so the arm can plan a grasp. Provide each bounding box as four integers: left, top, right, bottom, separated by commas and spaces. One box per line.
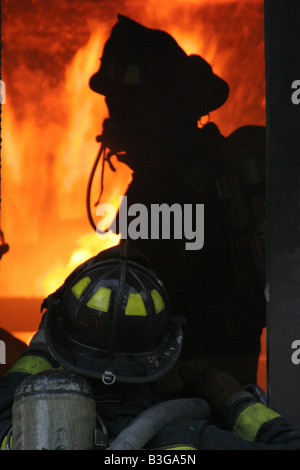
265, 0, 300, 424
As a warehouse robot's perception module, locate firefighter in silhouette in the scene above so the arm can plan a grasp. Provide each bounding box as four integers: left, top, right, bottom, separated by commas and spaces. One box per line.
0, 243, 299, 450
88, 15, 266, 391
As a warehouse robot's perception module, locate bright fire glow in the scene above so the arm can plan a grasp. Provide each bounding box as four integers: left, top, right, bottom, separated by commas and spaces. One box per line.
0, 1, 265, 299
0, 26, 132, 298
0, 0, 266, 389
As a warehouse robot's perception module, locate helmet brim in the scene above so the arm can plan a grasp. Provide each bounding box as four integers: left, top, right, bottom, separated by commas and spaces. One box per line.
89, 60, 229, 117
44, 301, 184, 384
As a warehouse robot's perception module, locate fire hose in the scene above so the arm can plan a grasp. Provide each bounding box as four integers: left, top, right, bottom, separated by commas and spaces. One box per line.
107, 398, 211, 450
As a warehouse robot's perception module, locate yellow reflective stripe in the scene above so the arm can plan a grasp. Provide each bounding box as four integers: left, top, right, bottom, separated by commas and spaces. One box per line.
1, 434, 12, 450
107, 440, 197, 451
233, 403, 280, 441
5, 355, 53, 376
87, 286, 111, 312
125, 293, 147, 316
71, 276, 91, 299
153, 445, 198, 450
151, 289, 165, 314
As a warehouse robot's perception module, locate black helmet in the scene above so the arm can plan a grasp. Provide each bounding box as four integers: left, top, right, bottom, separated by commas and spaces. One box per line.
89, 14, 229, 118
43, 242, 184, 384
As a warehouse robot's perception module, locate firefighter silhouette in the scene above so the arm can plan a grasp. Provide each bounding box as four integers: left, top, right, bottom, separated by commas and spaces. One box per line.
88, 15, 266, 389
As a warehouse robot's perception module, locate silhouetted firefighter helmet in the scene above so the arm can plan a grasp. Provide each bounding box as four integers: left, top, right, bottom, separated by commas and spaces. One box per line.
89, 14, 229, 119
44, 243, 184, 384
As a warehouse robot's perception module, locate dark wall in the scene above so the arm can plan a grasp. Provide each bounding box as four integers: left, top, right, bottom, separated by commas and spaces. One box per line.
265, 0, 300, 424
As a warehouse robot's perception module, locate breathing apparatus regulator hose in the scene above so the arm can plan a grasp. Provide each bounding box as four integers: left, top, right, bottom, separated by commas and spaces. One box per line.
107, 398, 211, 450
86, 140, 105, 231
86, 126, 120, 233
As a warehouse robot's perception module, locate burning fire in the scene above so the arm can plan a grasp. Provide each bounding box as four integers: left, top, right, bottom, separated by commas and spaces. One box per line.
1, 26, 132, 298
0, 0, 266, 390
0, 0, 266, 388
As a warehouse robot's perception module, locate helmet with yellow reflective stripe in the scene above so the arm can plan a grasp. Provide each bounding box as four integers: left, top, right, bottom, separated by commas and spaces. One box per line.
43, 242, 184, 384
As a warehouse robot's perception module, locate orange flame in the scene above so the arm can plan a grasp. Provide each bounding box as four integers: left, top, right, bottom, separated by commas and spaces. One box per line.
0, 0, 266, 390
0, 29, 132, 298
0, 1, 265, 298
